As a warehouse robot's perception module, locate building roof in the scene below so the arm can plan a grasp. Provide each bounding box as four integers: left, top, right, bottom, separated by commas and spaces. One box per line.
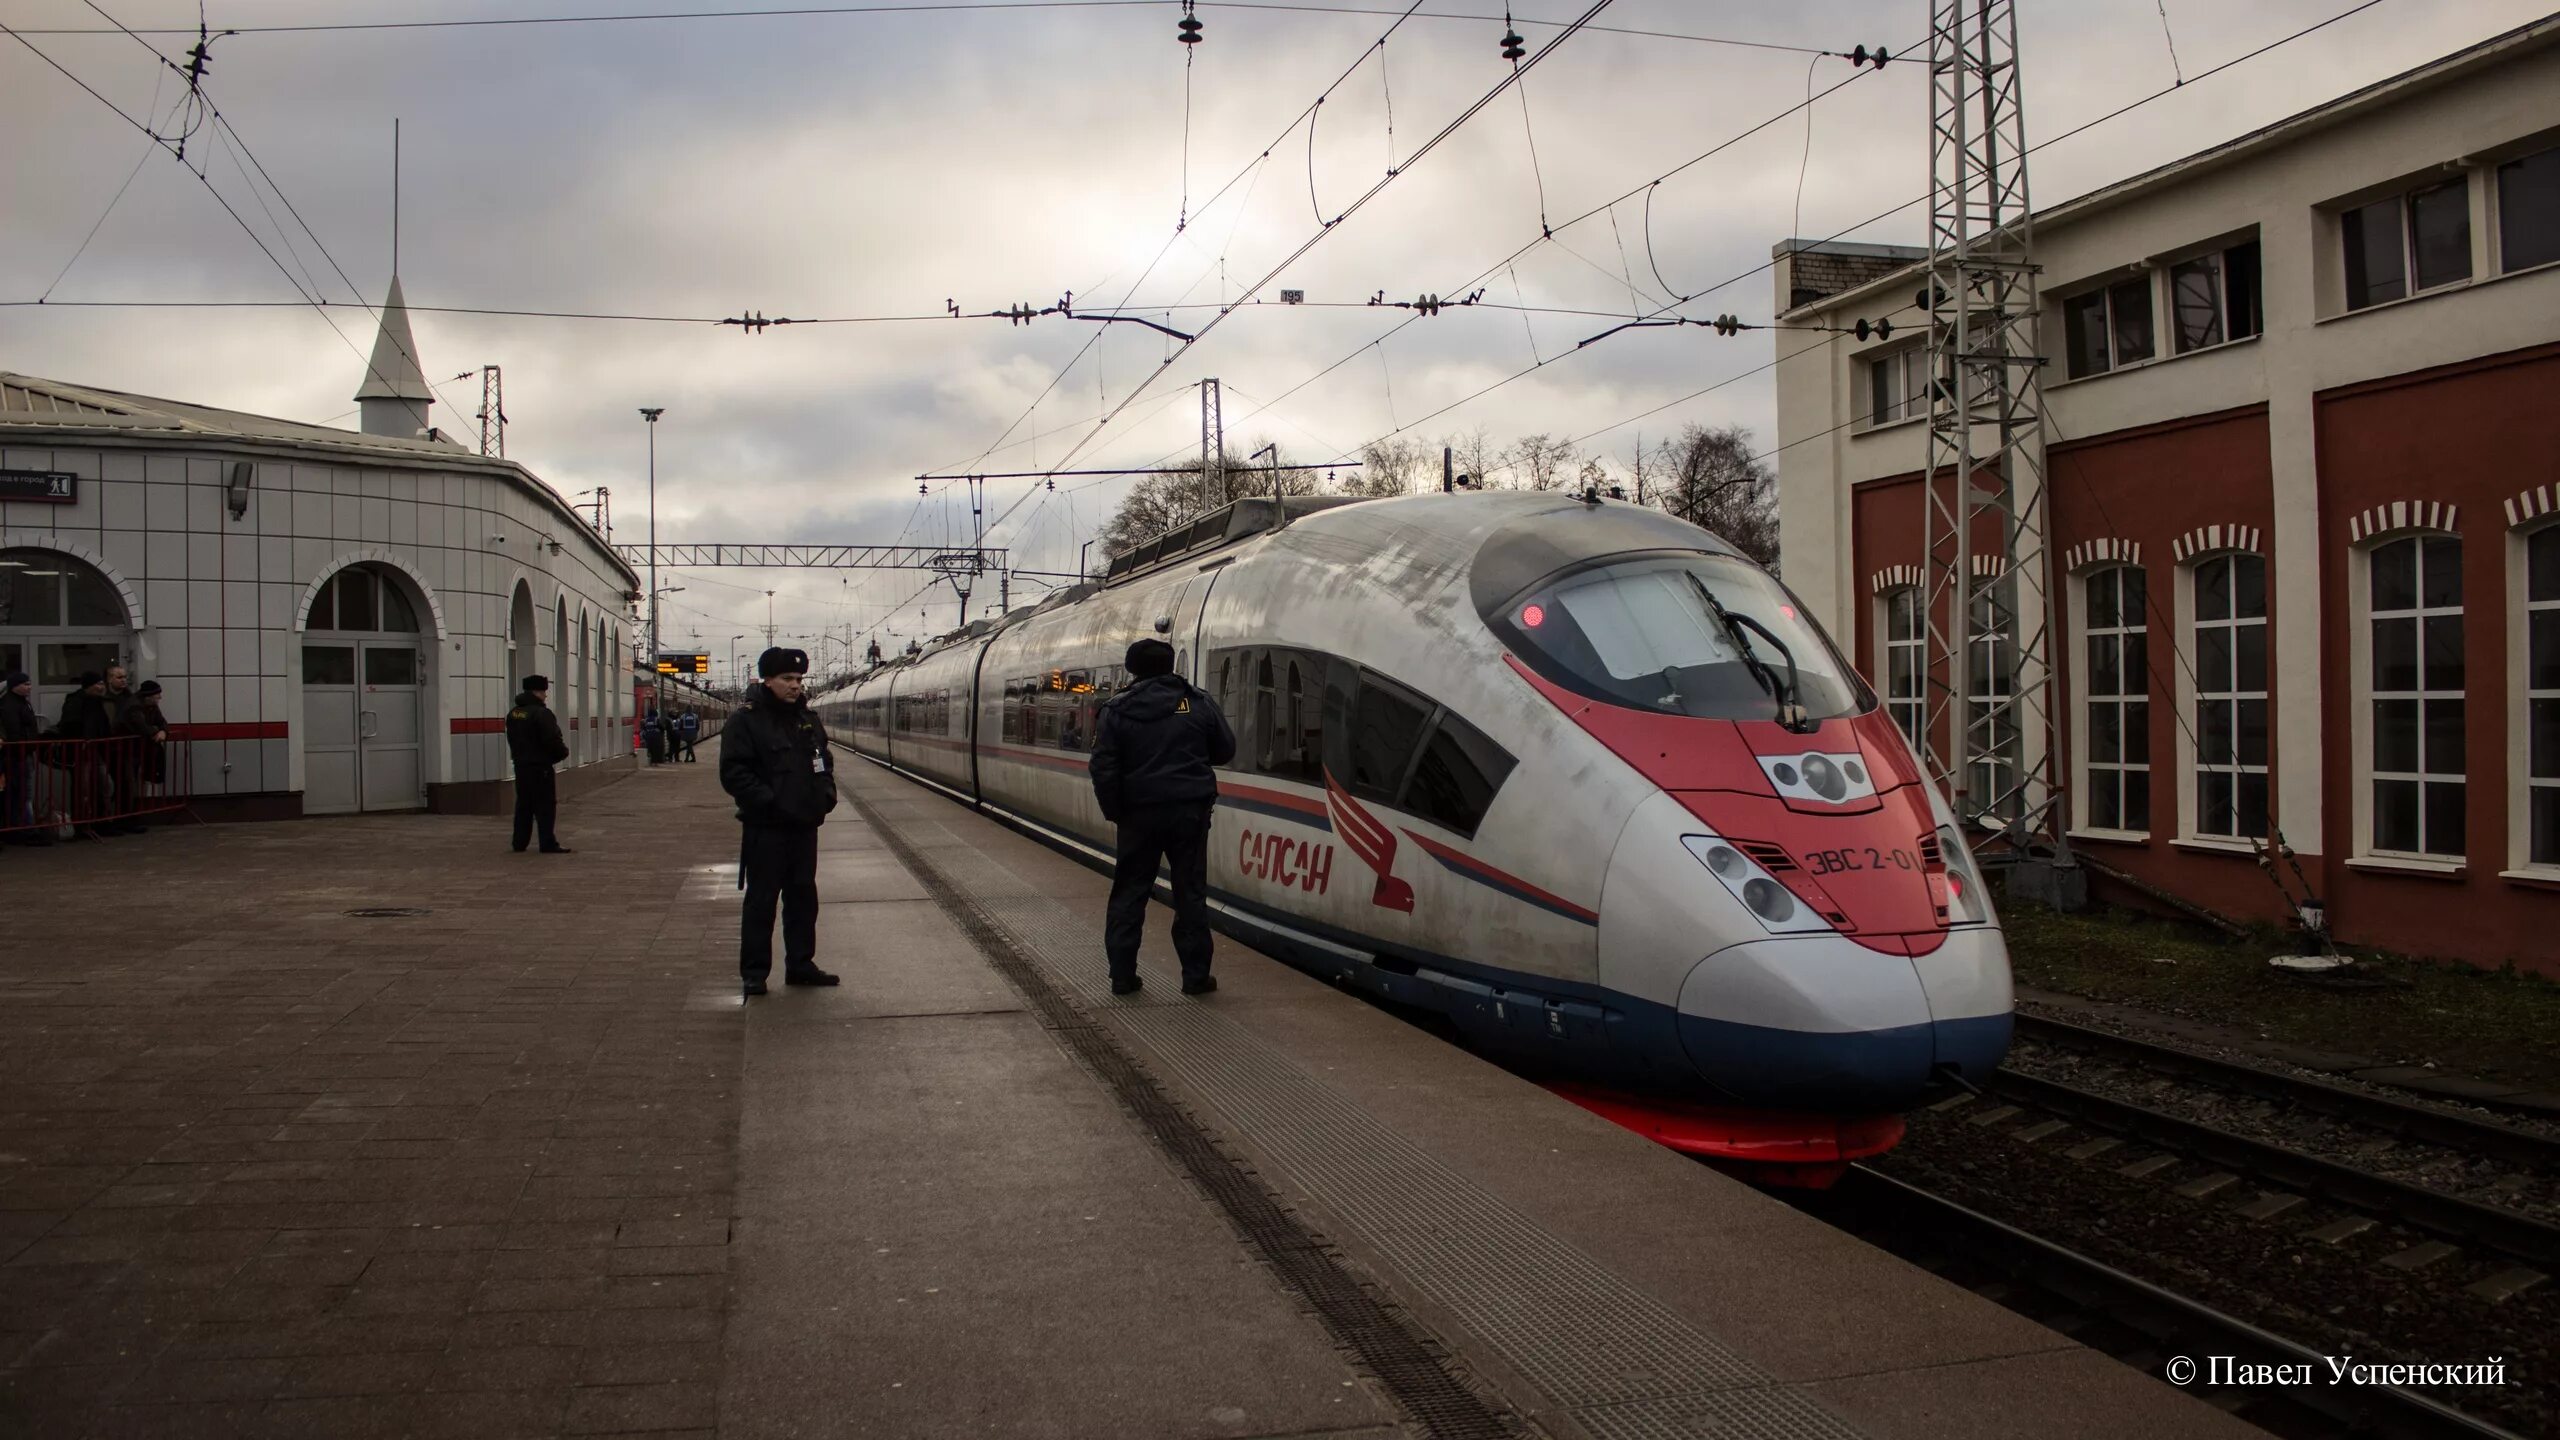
0, 370, 637, 587
352, 275, 434, 403
1778, 12, 2560, 317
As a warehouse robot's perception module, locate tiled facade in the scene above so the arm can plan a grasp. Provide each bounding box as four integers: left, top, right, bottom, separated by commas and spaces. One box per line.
1, 376, 639, 816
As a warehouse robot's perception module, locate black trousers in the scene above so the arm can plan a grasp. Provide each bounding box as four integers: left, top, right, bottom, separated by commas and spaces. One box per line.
1105, 802, 1215, 982
512, 765, 559, 851
740, 824, 821, 983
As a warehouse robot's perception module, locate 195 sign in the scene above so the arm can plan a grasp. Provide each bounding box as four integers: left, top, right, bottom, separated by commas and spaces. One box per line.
0, 470, 78, 504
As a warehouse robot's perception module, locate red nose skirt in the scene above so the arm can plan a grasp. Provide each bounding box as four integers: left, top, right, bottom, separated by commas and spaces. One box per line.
1545, 1083, 1906, 1190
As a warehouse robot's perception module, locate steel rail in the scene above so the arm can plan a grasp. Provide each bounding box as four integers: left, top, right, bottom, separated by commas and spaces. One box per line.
1984, 1069, 2560, 1272
2015, 1013, 2560, 1172
1823, 1167, 2523, 1440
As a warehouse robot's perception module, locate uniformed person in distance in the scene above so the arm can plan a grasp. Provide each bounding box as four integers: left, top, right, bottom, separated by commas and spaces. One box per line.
720, 647, 840, 997
505, 674, 572, 853
1089, 637, 1237, 996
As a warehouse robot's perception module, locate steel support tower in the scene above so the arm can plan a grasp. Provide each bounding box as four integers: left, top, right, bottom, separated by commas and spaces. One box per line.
1919, 0, 2064, 853
475, 366, 505, 458
1198, 377, 1224, 517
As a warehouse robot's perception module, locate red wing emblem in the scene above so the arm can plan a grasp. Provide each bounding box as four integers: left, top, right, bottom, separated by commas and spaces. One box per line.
1324, 770, 1415, 913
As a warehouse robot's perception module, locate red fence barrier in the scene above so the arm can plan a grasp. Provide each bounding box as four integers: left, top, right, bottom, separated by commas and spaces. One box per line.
0, 736, 192, 837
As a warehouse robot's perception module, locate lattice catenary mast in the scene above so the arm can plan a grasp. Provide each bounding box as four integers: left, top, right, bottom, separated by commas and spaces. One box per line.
1918, 0, 2066, 868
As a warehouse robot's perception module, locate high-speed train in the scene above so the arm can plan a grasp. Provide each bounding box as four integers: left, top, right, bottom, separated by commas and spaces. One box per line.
818, 490, 2012, 1173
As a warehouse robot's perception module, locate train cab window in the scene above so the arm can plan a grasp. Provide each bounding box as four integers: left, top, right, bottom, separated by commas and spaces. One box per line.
1343, 671, 1433, 804
1493, 552, 1868, 722
1403, 712, 1515, 838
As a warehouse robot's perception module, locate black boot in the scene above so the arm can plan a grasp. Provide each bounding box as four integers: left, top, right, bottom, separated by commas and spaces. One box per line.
783, 967, 839, 987
1110, 974, 1143, 996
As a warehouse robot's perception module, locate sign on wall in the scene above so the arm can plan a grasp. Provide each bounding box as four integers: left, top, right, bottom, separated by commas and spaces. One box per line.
0, 470, 77, 504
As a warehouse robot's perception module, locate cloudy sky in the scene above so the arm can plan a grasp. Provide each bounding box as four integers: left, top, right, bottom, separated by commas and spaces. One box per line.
3, 0, 2544, 666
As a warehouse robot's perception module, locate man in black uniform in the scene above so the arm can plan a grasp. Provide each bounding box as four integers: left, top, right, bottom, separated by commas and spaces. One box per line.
505, 675, 572, 853
719, 647, 840, 997
1089, 637, 1236, 996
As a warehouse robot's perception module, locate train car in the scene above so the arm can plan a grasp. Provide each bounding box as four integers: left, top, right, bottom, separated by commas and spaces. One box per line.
821, 491, 2012, 1177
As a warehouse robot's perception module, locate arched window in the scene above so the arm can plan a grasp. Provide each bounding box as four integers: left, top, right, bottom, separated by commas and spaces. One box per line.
303, 564, 419, 634
0, 547, 131, 716
2080, 565, 2149, 833
1878, 587, 1925, 748
2190, 552, 2269, 841
2521, 524, 2560, 870
2362, 533, 2464, 859
1965, 574, 2019, 824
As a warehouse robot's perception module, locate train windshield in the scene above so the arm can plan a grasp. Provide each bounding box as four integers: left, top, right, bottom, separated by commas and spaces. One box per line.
1497, 553, 1868, 721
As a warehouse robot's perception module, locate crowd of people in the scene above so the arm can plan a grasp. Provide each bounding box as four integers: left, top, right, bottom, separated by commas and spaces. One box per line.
0, 664, 173, 847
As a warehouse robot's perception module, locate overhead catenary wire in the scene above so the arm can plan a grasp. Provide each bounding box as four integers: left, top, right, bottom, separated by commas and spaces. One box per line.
1290, 0, 2398, 474
11, 2, 1835, 55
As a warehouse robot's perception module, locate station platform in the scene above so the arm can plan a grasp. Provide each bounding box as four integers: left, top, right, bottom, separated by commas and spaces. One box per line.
0, 750, 2260, 1439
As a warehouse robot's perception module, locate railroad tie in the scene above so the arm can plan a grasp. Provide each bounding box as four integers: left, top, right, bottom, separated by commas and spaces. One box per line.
2171, 1172, 2239, 1200
2380, 1240, 2460, 1272
2063, 1137, 2121, 1161
2307, 1217, 2376, 1244
2011, 1120, 2071, 1144
2233, 1192, 2304, 1222
2118, 1154, 2178, 1180
1967, 1104, 2024, 1128
2466, 1267, 2547, 1303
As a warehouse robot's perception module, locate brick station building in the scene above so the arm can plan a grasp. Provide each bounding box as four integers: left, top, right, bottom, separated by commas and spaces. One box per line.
1769, 18, 2559, 972
0, 280, 640, 818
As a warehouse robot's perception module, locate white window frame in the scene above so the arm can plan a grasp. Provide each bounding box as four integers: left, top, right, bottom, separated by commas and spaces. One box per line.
2350, 530, 2467, 867
2070, 564, 2150, 839
2512, 520, 2560, 877
2181, 551, 2272, 847
2165, 237, 2264, 356
1857, 345, 1936, 431
2492, 142, 2560, 276
2058, 272, 2159, 380
1873, 585, 1926, 749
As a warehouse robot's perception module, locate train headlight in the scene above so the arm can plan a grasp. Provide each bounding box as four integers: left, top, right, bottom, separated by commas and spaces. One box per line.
1932, 823, 1991, 927
1681, 835, 1827, 935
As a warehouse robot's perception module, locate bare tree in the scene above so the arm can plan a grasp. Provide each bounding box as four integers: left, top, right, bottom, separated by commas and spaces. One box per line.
1441, 425, 1498, 490
1648, 422, 1779, 570
1502, 432, 1580, 491
1353, 436, 1427, 498
1097, 440, 1320, 560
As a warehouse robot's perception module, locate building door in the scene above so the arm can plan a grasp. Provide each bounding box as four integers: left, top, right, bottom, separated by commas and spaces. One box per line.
302, 565, 427, 814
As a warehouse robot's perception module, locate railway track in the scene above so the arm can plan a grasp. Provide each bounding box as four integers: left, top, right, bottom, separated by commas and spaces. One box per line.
1810, 1167, 2523, 1440
1966, 1068, 2560, 1278
2013, 1014, 2560, 1170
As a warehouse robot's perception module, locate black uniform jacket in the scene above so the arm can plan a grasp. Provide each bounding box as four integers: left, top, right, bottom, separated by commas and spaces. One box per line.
504, 694, 570, 771
1087, 673, 1237, 824
51, 691, 112, 741
0, 692, 40, 744
719, 689, 837, 830
121, 701, 170, 783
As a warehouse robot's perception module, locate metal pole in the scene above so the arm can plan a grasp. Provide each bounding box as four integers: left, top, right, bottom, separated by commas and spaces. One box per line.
1442, 445, 1453, 493
640, 407, 664, 718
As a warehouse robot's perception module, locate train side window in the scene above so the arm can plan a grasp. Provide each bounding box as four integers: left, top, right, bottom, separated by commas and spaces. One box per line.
1256, 649, 1325, 785
1402, 712, 1517, 837
1344, 670, 1433, 805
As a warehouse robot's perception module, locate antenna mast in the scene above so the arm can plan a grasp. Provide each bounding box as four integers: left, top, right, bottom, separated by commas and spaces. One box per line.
1919, 0, 2068, 868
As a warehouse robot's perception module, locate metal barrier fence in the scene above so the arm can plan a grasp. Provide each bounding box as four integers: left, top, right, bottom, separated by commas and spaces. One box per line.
0, 735, 192, 837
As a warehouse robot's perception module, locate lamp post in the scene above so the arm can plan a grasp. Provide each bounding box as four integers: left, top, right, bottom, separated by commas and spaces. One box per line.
639, 407, 664, 715
730, 633, 748, 698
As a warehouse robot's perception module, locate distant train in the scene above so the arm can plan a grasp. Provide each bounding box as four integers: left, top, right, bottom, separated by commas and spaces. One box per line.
817, 491, 2012, 1169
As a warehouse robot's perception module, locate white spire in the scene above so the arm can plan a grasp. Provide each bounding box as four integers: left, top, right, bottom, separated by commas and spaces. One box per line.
355, 275, 433, 436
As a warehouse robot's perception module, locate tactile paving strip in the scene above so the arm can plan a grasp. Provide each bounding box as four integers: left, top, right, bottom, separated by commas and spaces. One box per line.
883, 801, 1871, 1440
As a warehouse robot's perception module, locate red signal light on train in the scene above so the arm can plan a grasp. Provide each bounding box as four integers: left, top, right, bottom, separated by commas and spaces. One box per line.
1521, 604, 1545, 628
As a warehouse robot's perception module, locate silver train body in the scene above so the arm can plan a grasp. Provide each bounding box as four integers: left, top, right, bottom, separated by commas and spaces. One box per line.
819, 492, 2012, 1113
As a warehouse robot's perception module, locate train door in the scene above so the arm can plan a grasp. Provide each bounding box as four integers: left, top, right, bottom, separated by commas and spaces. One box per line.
1165, 571, 1223, 681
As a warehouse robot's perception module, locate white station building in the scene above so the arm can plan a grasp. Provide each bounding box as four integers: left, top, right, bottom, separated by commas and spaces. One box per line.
0, 280, 641, 818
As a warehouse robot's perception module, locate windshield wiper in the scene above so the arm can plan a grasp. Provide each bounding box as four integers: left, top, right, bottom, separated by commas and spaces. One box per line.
1685, 573, 1815, 732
